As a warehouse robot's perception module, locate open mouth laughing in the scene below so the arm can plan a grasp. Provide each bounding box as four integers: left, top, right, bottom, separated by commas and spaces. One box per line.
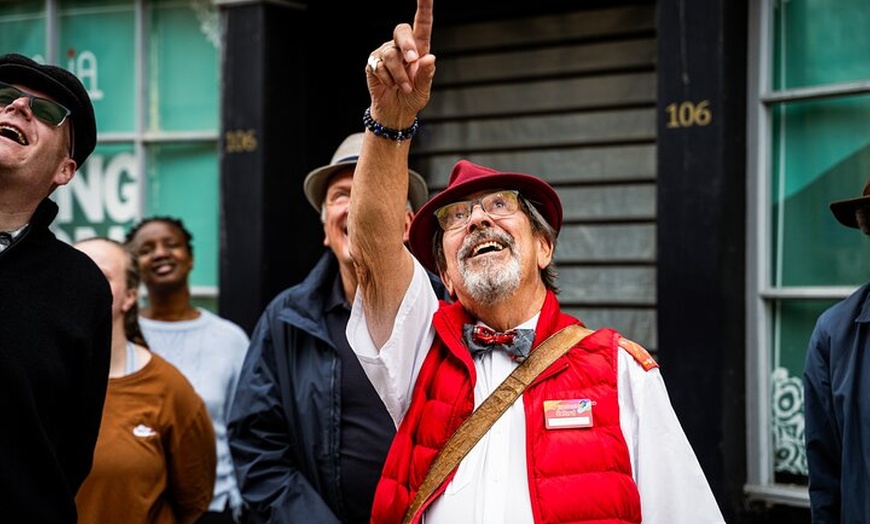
151, 260, 176, 276
0, 123, 27, 146
470, 240, 506, 258
460, 230, 514, 262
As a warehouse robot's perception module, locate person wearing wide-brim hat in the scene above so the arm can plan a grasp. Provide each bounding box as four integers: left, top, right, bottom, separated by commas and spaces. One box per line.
806, 177, 870, 523
227, 132, 446, 524
303, 132, 429, 215
344, 3, 726, 523
0, 53, 111, 523
829, 178, 870, 233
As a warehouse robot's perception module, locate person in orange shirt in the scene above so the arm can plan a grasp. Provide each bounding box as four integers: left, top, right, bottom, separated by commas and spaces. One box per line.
74, 237, 216, 524
125, 216, 250, 523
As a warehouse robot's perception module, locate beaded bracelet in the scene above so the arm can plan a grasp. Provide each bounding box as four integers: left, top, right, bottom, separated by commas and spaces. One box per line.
363, 107, 419, 142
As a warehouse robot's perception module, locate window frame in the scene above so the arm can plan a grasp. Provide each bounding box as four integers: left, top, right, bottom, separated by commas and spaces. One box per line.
746, 0, 870, 507
33, 0, 221, 299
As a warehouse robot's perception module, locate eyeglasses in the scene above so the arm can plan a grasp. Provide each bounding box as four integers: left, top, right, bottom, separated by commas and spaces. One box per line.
0, 81, 71, 127
435, 190, 521, 231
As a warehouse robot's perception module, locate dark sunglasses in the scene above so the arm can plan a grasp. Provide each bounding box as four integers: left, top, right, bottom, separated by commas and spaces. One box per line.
0, 80, 71, 127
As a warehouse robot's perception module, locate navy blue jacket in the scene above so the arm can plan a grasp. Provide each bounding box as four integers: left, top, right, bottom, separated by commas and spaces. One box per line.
229, 252, 348, 523
228, 250, 443, 523
804, 282, 870, 523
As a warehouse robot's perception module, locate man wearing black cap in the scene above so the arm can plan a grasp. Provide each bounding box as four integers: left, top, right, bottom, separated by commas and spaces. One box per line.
805, 179, 870, 523
345, 2, 725, 523
0, 53, 111, 523
228, 132, 446, 524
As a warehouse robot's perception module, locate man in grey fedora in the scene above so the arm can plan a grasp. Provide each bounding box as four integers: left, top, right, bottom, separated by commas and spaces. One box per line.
805, 178, 870, 523
228, 132, 445, 524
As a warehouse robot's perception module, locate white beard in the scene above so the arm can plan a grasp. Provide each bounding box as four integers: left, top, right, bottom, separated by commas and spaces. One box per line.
457, 230, 522, 304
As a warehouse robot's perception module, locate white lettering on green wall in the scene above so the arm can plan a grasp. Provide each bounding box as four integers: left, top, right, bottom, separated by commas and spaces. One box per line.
53, 151, 138, 243
68, 50, 104, 101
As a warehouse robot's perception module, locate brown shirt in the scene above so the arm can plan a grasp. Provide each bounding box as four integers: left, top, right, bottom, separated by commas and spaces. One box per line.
76, 353, 216, 524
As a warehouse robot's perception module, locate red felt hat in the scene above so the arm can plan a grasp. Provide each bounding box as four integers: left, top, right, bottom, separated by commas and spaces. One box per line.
409, 159, 562, 273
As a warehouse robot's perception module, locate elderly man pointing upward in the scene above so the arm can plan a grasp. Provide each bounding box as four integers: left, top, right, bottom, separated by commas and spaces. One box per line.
346, 1, 726, 523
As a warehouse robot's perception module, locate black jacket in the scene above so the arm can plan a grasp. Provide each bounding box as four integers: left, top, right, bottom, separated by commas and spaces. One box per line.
0, 198, 112, 523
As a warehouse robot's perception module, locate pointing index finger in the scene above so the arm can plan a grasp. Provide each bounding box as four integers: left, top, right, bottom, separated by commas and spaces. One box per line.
413, 0, 433, 58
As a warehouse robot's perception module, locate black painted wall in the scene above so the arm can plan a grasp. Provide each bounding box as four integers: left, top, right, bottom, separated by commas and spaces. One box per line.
219, 1, 414, 334
656, 0, 748, 520
219, 3, 313, 335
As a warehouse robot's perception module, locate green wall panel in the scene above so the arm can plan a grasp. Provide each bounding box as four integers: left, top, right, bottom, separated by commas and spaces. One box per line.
145, 142, 219, 287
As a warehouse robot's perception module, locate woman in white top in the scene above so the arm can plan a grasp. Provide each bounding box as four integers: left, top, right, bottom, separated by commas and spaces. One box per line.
125, 217, 249, 524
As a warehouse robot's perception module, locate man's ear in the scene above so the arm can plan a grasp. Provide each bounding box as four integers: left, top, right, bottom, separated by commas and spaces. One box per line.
402, 209, 413, 244
439, 267, 456, 297
536, 235, 554, 270
121, 288, 138, 314
52, 157, 77, 187
323, 224, 331, 248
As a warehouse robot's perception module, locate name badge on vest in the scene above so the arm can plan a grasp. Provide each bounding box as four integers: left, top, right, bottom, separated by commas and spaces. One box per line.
544, 399, 594, 429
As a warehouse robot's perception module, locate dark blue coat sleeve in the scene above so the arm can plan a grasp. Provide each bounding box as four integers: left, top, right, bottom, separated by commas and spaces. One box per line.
804, 316, 841, 523
227, 309, 341, 524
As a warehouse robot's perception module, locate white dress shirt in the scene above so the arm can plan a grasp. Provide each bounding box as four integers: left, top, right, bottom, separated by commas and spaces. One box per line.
347, 259, 725, 524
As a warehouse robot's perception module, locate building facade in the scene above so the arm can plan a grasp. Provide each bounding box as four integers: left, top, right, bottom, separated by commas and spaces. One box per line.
0, 0, 223, 309
6, 0, 870, 522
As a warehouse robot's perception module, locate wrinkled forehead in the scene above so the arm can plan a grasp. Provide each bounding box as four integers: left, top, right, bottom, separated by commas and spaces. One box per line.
325, 168, 355, 191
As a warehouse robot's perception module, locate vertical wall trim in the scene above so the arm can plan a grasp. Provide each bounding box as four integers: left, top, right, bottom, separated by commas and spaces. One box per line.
657, 0, 748, 518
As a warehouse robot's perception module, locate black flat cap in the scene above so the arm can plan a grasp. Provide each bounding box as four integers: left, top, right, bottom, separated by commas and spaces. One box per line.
0, 53, 96, 168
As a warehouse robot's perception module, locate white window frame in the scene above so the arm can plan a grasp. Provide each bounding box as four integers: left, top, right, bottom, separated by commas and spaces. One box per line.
41, 0, 219, 299
745, 0, 870, 507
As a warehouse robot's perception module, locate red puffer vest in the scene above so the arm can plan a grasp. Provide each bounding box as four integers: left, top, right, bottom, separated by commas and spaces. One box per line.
370, 290, 643, 524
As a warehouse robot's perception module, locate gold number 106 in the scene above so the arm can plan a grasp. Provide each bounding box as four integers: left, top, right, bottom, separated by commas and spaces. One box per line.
665, 100, 712, 128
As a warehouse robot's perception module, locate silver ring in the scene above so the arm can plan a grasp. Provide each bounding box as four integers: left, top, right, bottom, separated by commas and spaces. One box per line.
367, 54, 382, 73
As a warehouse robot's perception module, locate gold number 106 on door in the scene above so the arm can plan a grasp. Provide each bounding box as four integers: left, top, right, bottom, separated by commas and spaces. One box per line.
665, 100, 712, 128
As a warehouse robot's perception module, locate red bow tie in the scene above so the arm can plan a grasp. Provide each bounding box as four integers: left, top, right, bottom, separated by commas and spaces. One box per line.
463, 324, 535, 363
472, 326, 517, 345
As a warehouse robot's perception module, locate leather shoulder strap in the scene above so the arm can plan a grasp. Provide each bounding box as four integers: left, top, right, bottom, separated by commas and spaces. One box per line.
402, 324, 594, 524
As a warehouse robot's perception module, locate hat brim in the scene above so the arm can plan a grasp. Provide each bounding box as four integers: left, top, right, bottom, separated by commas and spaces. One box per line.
0, 56, 96, 168
303, 159, 428, 213
408, 172, 563, 274
830, 195, 870, 229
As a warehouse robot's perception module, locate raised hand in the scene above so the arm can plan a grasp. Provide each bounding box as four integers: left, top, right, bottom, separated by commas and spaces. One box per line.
365, 0, 436, 130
